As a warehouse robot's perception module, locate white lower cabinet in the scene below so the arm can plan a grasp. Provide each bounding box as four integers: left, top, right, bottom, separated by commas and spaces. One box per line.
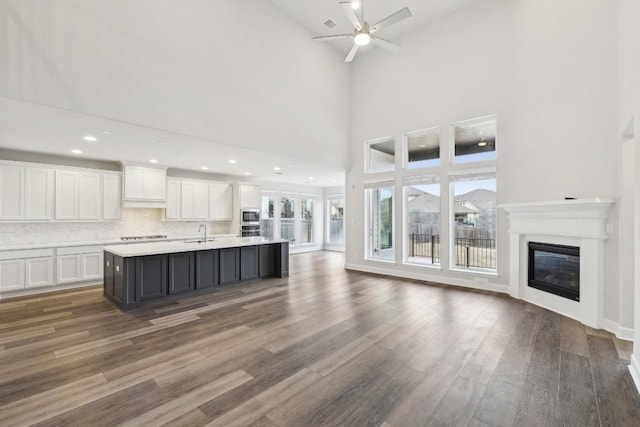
56, 246, 103, 284
0, 259, 26, 291
0, 249, 54, 292
26, 257, 53, 288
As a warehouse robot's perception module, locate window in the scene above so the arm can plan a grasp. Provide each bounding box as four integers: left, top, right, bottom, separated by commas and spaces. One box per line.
261, 194, 276, 238
300, 197, 314, 244
452, 115, 496, 164
405, 127, 440, 169
404, 175, 440, 266
366, 183, 395, 261
450, 170, 497, 271
280, 195, 296, 242
366, 137, 396, 173
327, 197, 345, 244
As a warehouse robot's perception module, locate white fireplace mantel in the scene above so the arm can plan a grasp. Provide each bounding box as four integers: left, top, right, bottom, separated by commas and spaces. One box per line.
500, 198, 615, 328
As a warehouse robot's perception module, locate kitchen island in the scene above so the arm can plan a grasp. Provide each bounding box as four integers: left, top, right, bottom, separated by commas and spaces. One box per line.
103, 237, 289, 310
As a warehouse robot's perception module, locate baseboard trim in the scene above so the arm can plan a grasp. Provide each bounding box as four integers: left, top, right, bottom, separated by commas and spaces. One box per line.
629, 354, 640, 395
601, 319, 635, 341
344, 262, 509, 294
0, 280, 102, 300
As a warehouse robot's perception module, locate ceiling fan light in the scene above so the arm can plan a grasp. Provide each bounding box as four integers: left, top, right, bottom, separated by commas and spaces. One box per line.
354, 32, 370, 46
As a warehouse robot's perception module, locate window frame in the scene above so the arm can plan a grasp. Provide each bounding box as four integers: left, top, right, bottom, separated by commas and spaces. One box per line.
364, 181, 396, 263
403, 126, 441, 170
365, 136, 397, 175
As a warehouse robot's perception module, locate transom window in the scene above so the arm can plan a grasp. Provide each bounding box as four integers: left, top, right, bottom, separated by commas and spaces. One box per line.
366, 137, 396, 173
452, 115, 497, 164
404, 127, 440, 169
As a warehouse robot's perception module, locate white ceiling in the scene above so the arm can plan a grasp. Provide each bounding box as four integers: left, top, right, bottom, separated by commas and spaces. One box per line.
0, 97, 345, 187
0, 1, 482, 188
268, 0, 481, 55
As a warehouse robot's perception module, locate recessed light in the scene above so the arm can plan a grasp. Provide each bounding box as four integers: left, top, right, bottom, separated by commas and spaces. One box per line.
71, 149, 83, 154
419, 144, 427, 148
201, 166, 208, 170
244, 172, 251, 176
351, 1, 360, 10
149, 159, 159, 164
101, 130, 111, 135
478, 141, 488, 147
274, 166, 281, 171
309, 177, 315, 180
331, 180, 336, 184
229, 159, 237, 164
83, 135, 97, 142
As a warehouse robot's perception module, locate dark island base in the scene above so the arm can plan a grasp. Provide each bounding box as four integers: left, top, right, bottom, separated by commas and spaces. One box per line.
103, 243, 289, 310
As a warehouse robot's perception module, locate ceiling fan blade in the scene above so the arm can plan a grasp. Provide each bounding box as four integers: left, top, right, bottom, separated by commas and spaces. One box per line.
370, 36, 401, 53
340, 1, 363, 30
344, 44, 359, 62
312, 34, 353, 41
370, 7, 412, 33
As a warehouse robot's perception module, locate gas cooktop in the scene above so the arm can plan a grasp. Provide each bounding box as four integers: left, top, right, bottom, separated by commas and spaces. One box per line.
120, 235, 168, 241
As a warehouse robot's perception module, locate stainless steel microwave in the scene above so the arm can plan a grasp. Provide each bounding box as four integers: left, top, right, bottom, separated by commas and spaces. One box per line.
241, 208, 260, 224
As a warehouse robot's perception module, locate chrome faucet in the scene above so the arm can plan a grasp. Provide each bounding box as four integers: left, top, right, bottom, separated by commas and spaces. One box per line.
198, 224, 207, 243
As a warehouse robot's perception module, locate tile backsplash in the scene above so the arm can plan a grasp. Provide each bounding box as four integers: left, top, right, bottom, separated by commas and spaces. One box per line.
0, 209, 233, 246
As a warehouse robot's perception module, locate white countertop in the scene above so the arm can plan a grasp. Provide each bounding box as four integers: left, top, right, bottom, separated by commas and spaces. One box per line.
103, 237, 288, 257
0, 234, 240, 252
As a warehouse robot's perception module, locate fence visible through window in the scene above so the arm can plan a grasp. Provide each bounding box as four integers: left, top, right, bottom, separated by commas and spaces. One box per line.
408, 234, 496, 269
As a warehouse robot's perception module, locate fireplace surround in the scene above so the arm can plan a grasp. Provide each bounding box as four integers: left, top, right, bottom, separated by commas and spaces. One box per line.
501, 198, 614, 328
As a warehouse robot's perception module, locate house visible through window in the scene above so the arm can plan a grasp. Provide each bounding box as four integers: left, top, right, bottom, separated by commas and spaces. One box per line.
404, 175, 441, 266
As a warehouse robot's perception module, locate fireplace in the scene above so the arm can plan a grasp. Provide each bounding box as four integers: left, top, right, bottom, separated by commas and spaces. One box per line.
528, 242, 580, 301
500, 198, 613, 329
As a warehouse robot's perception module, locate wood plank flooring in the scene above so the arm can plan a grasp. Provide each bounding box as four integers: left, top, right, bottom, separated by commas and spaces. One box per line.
1, 251, 639, 426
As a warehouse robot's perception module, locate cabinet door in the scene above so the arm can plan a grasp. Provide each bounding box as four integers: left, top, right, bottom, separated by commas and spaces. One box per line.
103, 174, 122, 220
240, 185, 262, 208
55, 171, 79, 220
145, 168, 166, 200
26, 257, 53, 288
82, 252, 103, 280
209, 183, 232, 220
181, 181, 195, 219
219, 247, 240, 285
165, 179, 181, 219
123, 166, 146, 200
0, 259, 26, 291
78, 173, 102, 220
25, 168, 53, 220
196, 249, 219, 289
240, 246, 259, 280
0, 166, 24, 220
259, 244, 275, 278
193, 182, 209, 219
169, 252, 195, 294
57, 254, 81, 284
137, 255, 168, 300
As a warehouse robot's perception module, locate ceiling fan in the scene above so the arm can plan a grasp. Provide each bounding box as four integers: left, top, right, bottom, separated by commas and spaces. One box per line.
312, 1, 412, 63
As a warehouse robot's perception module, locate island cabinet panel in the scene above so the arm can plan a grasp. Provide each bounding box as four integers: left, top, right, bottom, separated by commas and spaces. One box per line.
275, 242, 289, 277
196, 250, 219, 289
241, 246, 259, 281
259, 244, 275, 278
137, 255, 168, 301
169, 252, 195, 294
220, 247, 240, 285
104, 252, 114, 298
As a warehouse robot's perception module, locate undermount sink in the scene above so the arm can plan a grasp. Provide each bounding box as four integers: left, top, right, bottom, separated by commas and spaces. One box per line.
184, 238, 216, 244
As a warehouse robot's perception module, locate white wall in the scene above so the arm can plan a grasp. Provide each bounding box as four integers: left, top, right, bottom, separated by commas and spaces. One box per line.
346, 0, 622, 325
0, 0, 351, 171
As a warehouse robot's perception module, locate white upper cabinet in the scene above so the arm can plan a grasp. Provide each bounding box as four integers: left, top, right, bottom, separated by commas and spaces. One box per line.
123, 165, 167, 204
55, 170, 79, 220
102, 174, 122, 220
78, 173, 102, 220
0, 165, 24, 220
181, 181, 209, 219
240, 185, 262, 208
165, 179, 181, 220
25, 168, 54, 220
164, 178, 232, 221
209, 183, 233, 220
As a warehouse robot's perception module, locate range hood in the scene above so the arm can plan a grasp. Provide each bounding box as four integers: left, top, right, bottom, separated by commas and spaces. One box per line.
122, 164, 168, 209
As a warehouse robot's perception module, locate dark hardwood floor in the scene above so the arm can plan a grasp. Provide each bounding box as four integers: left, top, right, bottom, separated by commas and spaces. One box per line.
0, 251, 639, 426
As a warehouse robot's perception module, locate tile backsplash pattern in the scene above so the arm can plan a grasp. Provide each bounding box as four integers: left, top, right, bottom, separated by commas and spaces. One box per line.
0, 209, 232, 246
